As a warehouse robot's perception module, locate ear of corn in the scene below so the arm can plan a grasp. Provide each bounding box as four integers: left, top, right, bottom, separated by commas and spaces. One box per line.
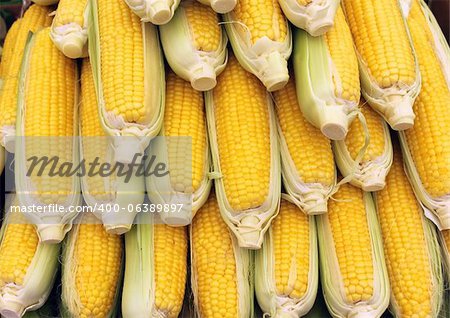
342, 0, 421, 130
123, 0, 180, 24
0, 197, 60, 317
278, 0, 340, 36
375, 147, 443, 318
333, 101, 393, 192
50, 0, 89, 59
205, 53, 281, 249
190, 192, 253, 318
196, 0, 236, 13
317, 183, 390, 317
159, 0, 227, 91
79, 58, 145, 235
255, 194, 318, 317
61, 213, 123, 318
0, 5, 53, 152
293, 7, 360, 140
222, 0, 292, 91
146, 70, 212, 226
14, 28, 81, 243
274, 76, 336, 215
0, 18, 22, 90
88, 0, 165, 164
398, 0, 450, 230
122, 213, 187, 318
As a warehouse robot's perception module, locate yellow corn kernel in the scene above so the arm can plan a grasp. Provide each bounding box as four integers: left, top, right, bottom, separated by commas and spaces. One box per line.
53, 0, 87, 27
345, 102, 386, 161
154, 224, 187, 317
273, 199, 310, 299
184, 0, 221, 52
192, 193, 239, 317
376, 149, 433, 318
342, 0, 416, 88
403, 0, 450, 198
0, 5, 52, 136
0, 18, 22, 80
72, 214, 122, 318
213, 54, 270, 211
97, 0, 147, 124
165, 70, 207, 192
273, 76, 334, 185
232, 0, 287, 43
0, 211, 39, 288
327, 183, 374, 303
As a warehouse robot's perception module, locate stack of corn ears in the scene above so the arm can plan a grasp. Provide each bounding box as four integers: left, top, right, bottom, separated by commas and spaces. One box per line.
0, 197, 60, 318
255, 194, 318, 317
375, 147, 443, 317
14, 28, 81, 243
274, 76, 336, 215
317, 183, 390, 317
0, 5, 53, 153
89, 0, 165, 164
342, 0, 421, 130
293, 7, 361, 141
159, 0, 227, 91
190, 193, 254, 317
222, 0, 292, 92
146, 70, 212, 226
79, 58, 145, 234
122, 212, 188, 317
333, 102, 393, 192
196, 0, 236, 13
206, 53, 281, 249
50, 0, 89, 59
398, 0, 450, 230
61, 213, 123, 318
279, 0, 340, 36
123, 0, 180, 24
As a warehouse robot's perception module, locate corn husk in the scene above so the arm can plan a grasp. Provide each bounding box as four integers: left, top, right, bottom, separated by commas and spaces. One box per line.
0, 146, 4, 175
123, 0, 180, 24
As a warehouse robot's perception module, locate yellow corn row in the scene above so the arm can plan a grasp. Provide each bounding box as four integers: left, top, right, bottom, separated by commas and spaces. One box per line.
196, 0, 236, 13
191, 192, 253, 318
274, 76, 335, 214
317, 183, 389, 317
0, 18, 22, 86
0, 5, 52, 151
50, 0, 89, 58
255, 195, 318, 317
342, 0, 420, 130
205, 52, 280, 248
375, 147, 443, 318
61, 213, 123, 318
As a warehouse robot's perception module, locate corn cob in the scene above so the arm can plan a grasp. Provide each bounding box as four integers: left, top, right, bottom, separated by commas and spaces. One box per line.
398, 0, 450, 230
122, 213, 187, 318
342, 0, 420, 130
146, 70, 211, 226
375, 147, 443, 318
0, 5, 52, 152
0, 198, 60, 317
89, 0, 165, 164
278, 0, 340, 36
196, 0, 236, 13
317, 183, 389, 317
274, 76, 336, 215
124, 0, 180, 24
50, 0, 89, 59
293, 7, 360, 140
205, 52, 281, 248
333, 101, 393, 191
61, 213, 123, 318
191, 192, 253, 318
79, 58, 145, 235
0, 18, 22, 89
14, 27, 80, 243
222, 0, 292, 91
159, 0, 227, 91
255, 195, 318, 317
